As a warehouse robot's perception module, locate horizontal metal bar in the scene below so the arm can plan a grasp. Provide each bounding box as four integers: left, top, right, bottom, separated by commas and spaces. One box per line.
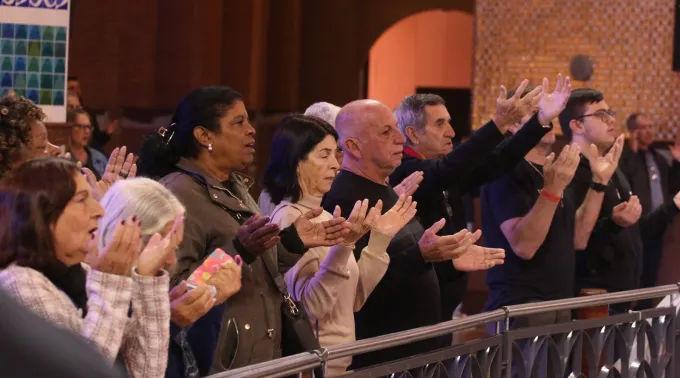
326, 309, 506, 360
505, 284, 679, 317
208, 353, 322, 378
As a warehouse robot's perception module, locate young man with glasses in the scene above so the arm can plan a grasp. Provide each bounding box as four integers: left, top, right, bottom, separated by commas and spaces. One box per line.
559, 88, 680, 313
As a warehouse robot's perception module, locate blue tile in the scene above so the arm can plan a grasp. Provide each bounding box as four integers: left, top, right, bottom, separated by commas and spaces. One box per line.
1, 24, 15, 39
29, 25, 41, 40
54, 58, 65, 73
27, 89, 39, 103
1, 73, 13, 87
53, 90, 64, 105
14, 56, 26, 71
15, 25, 28, 39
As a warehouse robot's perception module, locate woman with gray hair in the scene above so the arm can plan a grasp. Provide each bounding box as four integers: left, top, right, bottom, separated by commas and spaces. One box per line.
98, 178, 243, 378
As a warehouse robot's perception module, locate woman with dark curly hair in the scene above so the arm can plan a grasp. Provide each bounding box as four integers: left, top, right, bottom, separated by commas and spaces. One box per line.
0, 91, 61, 177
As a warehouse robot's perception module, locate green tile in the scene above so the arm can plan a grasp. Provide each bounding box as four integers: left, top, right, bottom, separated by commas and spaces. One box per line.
54, 58, 65, 73
54, 74, 64, 89
1, 56, 12, 71
15, 25, 28, 39
15, 40, 27, 55
28, 57, 39, 72
13, 73, 26, 88
41, 42, 53, 56
55, 27, 67, 42
40, 57, 53, 72
28, 41, 41, 57
40, 74, 52, 89
42, 26, 55, 41
39, 90, 52, 105
14, 89, 25, 97
53, 90, 64, 105
54, 42, 65, 58
27, 73, 39, 89
1, 39, 13, 55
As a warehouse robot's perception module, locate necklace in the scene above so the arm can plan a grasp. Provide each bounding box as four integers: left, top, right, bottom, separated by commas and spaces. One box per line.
524, 159, 563, 208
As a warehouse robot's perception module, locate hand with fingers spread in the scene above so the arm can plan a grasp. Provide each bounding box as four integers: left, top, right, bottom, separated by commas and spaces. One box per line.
537, 73, 572, 125
418, 220, 480, 262
590, 134, 624, 184
393, 171, 424, 197
542, 143, 581, 196
612, 195, 642, 227
236, 214, 281, 256
90, 216, 142, 276
169, 281, 215, 328
493, 79, 542, 132
87, 146, 137, 200
207, 260, 243, 305
333, 200, 382, 246
294, 208, 351, 248
452, 244, 505, 272
137, 215, 184, 277
372, 195, 418, 237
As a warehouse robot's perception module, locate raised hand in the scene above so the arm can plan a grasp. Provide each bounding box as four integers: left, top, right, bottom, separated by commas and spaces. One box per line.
333, 200, 382, 246
294, 208, 351, 248
90, 216, 142, 276
136, 215, 184, 277
537, 73, 572, 125
418, 219, 482, 262
590, 134, 624, 184
452, 244, 505, 272
372, 195, 418, 237
542, 144, 581, 196
393, 171, 424, 197
169, 281, 215, 328
612, 195, 642, 227
236, 214, 281, 255
207, 260, 243, 305
493, 79, 542, 132
87, 146, 137, 200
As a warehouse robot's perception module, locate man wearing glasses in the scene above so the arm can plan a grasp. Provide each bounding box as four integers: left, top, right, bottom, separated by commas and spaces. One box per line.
559, 88, 680, 313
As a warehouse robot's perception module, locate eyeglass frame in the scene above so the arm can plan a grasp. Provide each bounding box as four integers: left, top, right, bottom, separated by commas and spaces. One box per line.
574, 109, 617, 122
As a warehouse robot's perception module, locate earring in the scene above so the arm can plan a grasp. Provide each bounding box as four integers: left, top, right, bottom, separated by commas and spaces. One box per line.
208, 143, 213, 152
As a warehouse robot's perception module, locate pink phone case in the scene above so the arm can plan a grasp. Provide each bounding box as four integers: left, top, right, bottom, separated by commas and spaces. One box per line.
186, 248, 242, 286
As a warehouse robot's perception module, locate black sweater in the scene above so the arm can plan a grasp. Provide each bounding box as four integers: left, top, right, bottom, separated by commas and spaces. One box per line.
388, 114, 551, 318
322, 170, 441, 369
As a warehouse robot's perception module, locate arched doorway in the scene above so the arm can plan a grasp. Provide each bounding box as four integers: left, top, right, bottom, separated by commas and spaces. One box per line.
366, 10, 475, 110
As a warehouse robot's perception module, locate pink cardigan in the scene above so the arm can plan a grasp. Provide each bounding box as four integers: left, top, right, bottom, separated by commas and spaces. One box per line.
0, 264, 170, 378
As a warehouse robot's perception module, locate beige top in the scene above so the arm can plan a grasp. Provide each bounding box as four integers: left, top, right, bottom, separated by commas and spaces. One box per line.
271, 194, 391, 376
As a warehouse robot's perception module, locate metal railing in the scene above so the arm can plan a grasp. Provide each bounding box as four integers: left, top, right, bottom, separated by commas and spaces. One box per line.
210, 284, 680, 378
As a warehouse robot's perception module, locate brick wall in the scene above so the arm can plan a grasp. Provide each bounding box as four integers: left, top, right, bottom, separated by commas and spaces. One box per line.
472, 0, 680, 140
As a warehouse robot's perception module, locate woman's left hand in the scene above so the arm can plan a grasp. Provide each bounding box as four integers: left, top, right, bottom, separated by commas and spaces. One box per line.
293, 208, 351, 248
334, 200, 383, 246
137, 215, 183, 277
85, 146, 137, 201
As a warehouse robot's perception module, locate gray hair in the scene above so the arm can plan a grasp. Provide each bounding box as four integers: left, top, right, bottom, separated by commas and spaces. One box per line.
304, 102, 341, 127
97, 177, 185, 251
394, 94, 445, 143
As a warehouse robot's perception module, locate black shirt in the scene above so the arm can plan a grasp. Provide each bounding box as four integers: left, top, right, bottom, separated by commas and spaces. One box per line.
322, 170, 442, 369
482, 160, 575, 310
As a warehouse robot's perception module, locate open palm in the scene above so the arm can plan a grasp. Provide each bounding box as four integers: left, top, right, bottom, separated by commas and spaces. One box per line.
537, 73, 572, 125
372, 195, 418, 237
84, 146, 137, 200
452, 245, 505, 272
589, 135, 624, 184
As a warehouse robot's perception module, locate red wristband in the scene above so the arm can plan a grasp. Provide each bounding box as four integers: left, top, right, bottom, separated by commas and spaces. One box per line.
540, 189, 561, 202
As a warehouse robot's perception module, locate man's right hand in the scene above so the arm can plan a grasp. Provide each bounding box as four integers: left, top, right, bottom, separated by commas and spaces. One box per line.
492, 79, 542, 133
169, 281, 215, 328
542, 143, 580, 196
418, 219, 481, 262
612, 195, 642, 227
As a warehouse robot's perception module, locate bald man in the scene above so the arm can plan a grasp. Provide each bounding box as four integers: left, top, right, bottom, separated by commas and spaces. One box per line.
322, 99, 501, 369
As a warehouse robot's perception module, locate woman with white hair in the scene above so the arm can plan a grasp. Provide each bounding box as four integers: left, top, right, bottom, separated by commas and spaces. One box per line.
98, 178, 243, 378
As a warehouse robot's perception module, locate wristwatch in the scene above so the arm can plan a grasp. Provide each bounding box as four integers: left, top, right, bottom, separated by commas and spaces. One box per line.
589, 181, 608, 192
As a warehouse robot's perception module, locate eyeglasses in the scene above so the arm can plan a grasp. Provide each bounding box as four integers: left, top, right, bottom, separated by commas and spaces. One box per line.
73, 124, 94, 131
575, 109, 616, 123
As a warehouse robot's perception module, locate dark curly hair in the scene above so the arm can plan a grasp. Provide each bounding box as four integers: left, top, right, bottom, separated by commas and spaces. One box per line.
0, 92, 46, 177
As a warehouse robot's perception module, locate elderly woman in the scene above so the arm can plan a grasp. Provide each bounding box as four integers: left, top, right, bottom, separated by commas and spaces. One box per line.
98, 177, 243, 378
0, 158, 174, 378
136, 86, 353, 372
262, 114, 418, 376
0, 92, 61, 177
63, 108, 108, 179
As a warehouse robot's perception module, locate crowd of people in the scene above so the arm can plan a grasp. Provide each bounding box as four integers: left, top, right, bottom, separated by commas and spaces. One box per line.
0, 71, 677, 377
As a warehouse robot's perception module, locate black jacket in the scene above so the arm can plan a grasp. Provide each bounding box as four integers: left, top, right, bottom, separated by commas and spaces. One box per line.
388, 114, 551, 318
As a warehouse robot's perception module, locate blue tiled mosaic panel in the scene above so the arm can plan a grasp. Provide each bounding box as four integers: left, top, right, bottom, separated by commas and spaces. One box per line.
0, 22, 66, 105
0, 0, 69, 10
